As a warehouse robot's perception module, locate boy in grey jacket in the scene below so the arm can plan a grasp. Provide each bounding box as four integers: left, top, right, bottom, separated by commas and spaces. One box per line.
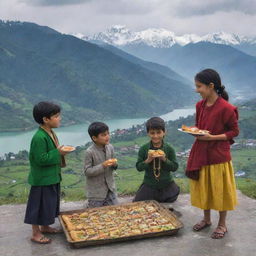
84, 122, 118, 208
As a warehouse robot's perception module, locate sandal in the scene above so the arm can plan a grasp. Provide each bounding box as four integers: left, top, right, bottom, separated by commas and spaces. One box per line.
31, 236, 52, 244
211, 225, 228, 239
193, 220, 212, 231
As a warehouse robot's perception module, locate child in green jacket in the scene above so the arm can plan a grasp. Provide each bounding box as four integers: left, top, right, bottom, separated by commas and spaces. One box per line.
24, 102, 67, 244
133, 117, 180, 203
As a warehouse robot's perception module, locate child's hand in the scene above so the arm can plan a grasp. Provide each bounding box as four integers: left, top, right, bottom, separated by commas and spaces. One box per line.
58, 145, 67, 156
109, 158, 118, 167
159, 153, 167, 162
144, 152, 155, 163
102, 160, 110, 168
102, 159, 118, 168
196, 133, 213, 141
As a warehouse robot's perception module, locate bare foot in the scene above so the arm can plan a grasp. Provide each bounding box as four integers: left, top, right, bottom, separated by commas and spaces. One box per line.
31, 232, 51, 244
40, 226, 62, 234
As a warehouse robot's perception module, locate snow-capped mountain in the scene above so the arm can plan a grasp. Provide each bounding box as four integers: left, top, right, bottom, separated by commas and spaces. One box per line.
75, 25, 256, 48
200, 32, 243, 45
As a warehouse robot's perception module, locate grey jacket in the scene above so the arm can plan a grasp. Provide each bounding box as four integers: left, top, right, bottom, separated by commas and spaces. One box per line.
84, 143, 117, 200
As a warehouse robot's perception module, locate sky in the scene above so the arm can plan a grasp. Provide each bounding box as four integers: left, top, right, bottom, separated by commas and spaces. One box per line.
0, 0, 256, 37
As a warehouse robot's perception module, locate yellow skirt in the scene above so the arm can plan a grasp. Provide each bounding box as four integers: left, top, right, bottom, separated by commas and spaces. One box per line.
189, 161, 237, 211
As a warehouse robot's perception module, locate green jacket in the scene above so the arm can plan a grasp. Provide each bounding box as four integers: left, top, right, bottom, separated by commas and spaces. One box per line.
136, 141, 178, 189
28, 127, 62, 186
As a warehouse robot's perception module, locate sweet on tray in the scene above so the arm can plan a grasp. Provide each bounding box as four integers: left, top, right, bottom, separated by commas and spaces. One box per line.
61, 202, 177, 242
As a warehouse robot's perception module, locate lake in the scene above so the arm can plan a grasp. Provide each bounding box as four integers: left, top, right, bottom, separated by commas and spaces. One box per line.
0, 108, 195, 156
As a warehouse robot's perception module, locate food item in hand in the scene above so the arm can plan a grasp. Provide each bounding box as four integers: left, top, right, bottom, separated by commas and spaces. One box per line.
148, 149, 165, 157
61, 145, 76, 152
181, 125, 209, 134
107, 158, 118, 165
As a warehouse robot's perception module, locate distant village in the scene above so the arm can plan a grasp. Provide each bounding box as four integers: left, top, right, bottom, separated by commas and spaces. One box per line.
1, 123, 256, 179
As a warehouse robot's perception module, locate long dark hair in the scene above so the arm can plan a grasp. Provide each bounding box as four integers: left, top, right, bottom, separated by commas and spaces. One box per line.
195, 69, 229, 101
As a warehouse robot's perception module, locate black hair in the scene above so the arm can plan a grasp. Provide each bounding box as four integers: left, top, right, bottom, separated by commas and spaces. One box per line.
33, 101, 61, 124
146, 117, 165, 132
195, 69, 229, 101
88, 122, 109, 140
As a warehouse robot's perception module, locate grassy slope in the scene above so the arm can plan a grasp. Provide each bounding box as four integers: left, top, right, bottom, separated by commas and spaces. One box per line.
1, 103, 255, 204
0, 140, 255, 205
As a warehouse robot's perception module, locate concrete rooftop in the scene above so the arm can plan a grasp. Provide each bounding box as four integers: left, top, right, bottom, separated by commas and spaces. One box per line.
0, 191, 255, 256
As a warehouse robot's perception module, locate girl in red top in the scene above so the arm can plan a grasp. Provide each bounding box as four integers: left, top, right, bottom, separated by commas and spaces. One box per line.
186, 69, 239, 239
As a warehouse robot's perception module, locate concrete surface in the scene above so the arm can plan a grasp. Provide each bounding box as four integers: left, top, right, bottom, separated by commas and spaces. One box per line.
0, 191, 255, 256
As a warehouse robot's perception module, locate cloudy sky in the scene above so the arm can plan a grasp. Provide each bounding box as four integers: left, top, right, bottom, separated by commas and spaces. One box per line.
0, 0, 255, 36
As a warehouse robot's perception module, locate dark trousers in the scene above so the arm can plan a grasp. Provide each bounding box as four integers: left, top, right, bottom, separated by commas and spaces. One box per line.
24, 183, 60, 226
87, 190, 118, 208
133, 181, 180, 203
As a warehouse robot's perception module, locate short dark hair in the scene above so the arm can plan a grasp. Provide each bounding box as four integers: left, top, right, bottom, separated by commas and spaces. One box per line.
146, 117, 165, 132
33, 101, 61, 124
88, 122, 109, 140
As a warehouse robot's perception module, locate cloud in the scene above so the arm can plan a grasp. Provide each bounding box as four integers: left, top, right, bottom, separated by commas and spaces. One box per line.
174, 0, 256, 16
94, 0, 154, 15
21, 0, 91, 6
0, 0, 255, 37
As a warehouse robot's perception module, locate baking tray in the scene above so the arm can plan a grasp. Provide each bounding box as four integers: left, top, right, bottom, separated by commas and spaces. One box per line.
58, 200, 183, 248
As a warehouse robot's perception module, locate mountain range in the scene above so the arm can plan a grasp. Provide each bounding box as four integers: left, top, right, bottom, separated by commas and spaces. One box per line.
81, 26, 256, 100
78, 25, 256, 56
0, 21, 194, 131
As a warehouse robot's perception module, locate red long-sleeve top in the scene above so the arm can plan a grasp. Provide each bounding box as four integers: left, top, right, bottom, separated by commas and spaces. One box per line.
186, 97, 239, 175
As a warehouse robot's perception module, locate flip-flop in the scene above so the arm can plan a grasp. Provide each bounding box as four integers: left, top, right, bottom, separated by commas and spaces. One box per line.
211, 226, 228, 239
31, 236, 52, 244
193, 220, 212, 231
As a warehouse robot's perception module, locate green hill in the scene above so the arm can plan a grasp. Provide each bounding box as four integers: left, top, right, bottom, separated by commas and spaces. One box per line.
0, 21, 194, 131
97, 42, 191, 86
